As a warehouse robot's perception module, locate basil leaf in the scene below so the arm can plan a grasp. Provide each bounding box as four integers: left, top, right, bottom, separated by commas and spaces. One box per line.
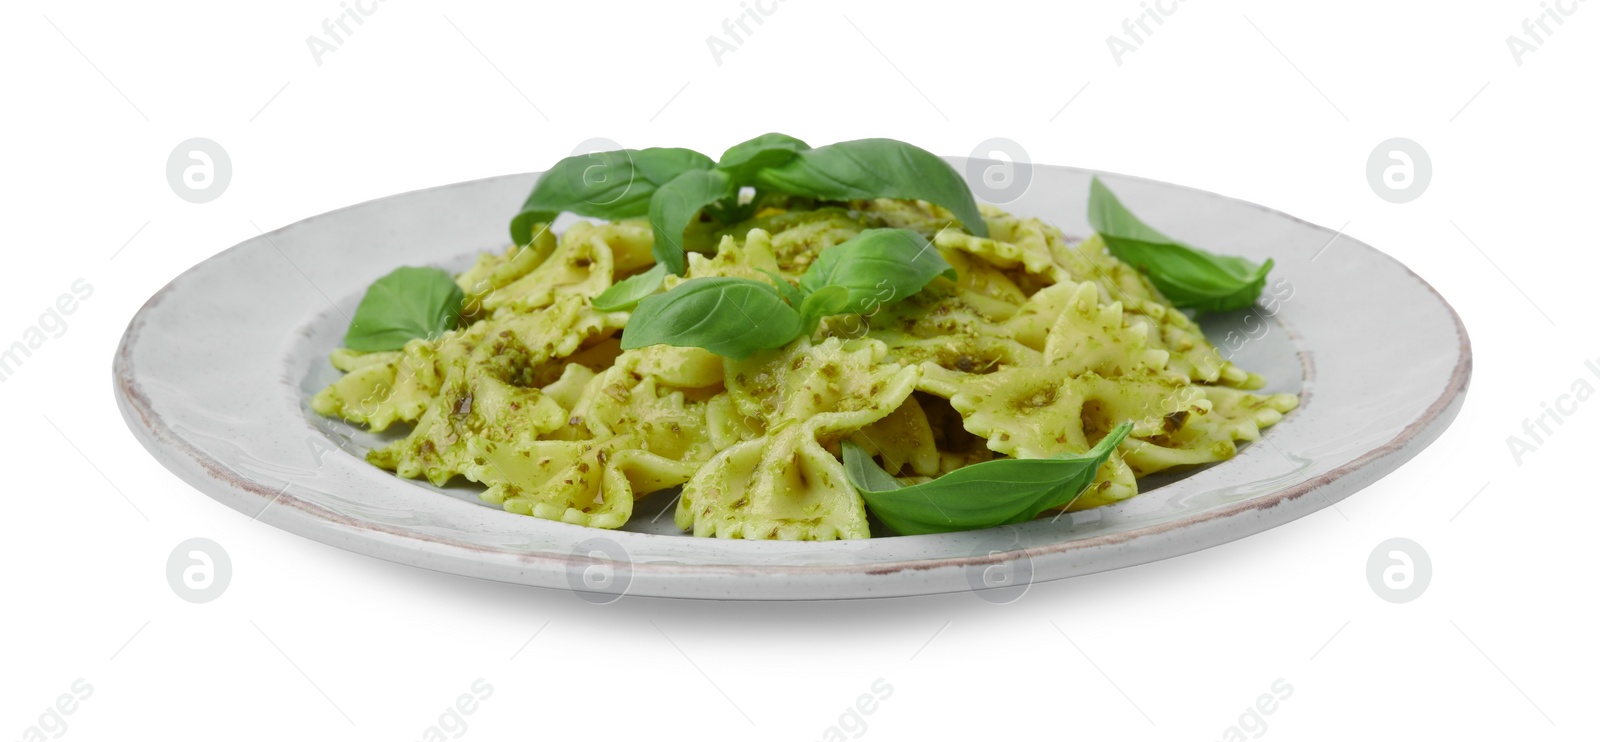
592, 263, 668, 311
509, 147, 713, 246
620, 277, 802, 360
799, 228, 956, 315
752, 138, 989, 237
649, 169, 737, 276
1087, 177, 1273, 313
843, 422, 1134, 535
797, 285, 850, 333
343, 266, 464, 352
614, 229, 957, 359
758, 269, 805, 307
716, 132, 810, 181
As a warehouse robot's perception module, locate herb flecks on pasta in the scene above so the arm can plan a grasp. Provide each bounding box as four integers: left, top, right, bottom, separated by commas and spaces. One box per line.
314, 136, 1295, 539
677, 337, 918, 540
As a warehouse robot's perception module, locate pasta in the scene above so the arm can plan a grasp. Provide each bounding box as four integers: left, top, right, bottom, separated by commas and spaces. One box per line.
313, 198, 1298, 539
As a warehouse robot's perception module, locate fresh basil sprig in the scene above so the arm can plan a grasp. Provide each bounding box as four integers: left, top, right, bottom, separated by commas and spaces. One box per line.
589, 159, 741, 310
842, 422, 1134, 535
619, 228, 954, 359
647, 169, 736, 276
592, 263, 670, 312
759, 268, 805, 307
620, 277, 802, 360
797, 285, 851, 332
514, 135, 987, 303
1087, 177, 1273, 313
799, 228, 957, 314
343, 266, 464, 352
752, 138, 990, 238
510, 147, 713, 247
716, 132, 811, 181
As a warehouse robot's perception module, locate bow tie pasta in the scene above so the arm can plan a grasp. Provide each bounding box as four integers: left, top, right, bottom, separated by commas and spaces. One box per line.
313, 196, 1297, 539
676, 337, 920, 540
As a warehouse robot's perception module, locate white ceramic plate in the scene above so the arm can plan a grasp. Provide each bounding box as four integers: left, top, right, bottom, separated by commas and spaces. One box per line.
114, 161, 1470, 600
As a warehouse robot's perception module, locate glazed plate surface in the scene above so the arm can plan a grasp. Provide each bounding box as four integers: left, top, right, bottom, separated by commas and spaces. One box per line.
113, 162, 1470, 599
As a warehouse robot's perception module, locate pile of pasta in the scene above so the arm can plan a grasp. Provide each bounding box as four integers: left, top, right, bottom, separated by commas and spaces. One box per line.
312, 200, 1298, 540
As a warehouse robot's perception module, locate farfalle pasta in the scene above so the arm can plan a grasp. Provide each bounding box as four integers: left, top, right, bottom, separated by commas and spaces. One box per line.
314, 194, 1297, 540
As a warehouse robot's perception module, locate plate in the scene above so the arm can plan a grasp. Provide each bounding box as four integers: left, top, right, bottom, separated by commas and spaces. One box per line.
113, 161, 1471, 600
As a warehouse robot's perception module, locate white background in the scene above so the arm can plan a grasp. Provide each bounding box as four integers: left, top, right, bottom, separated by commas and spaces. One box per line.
2, 1, 1595, 740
